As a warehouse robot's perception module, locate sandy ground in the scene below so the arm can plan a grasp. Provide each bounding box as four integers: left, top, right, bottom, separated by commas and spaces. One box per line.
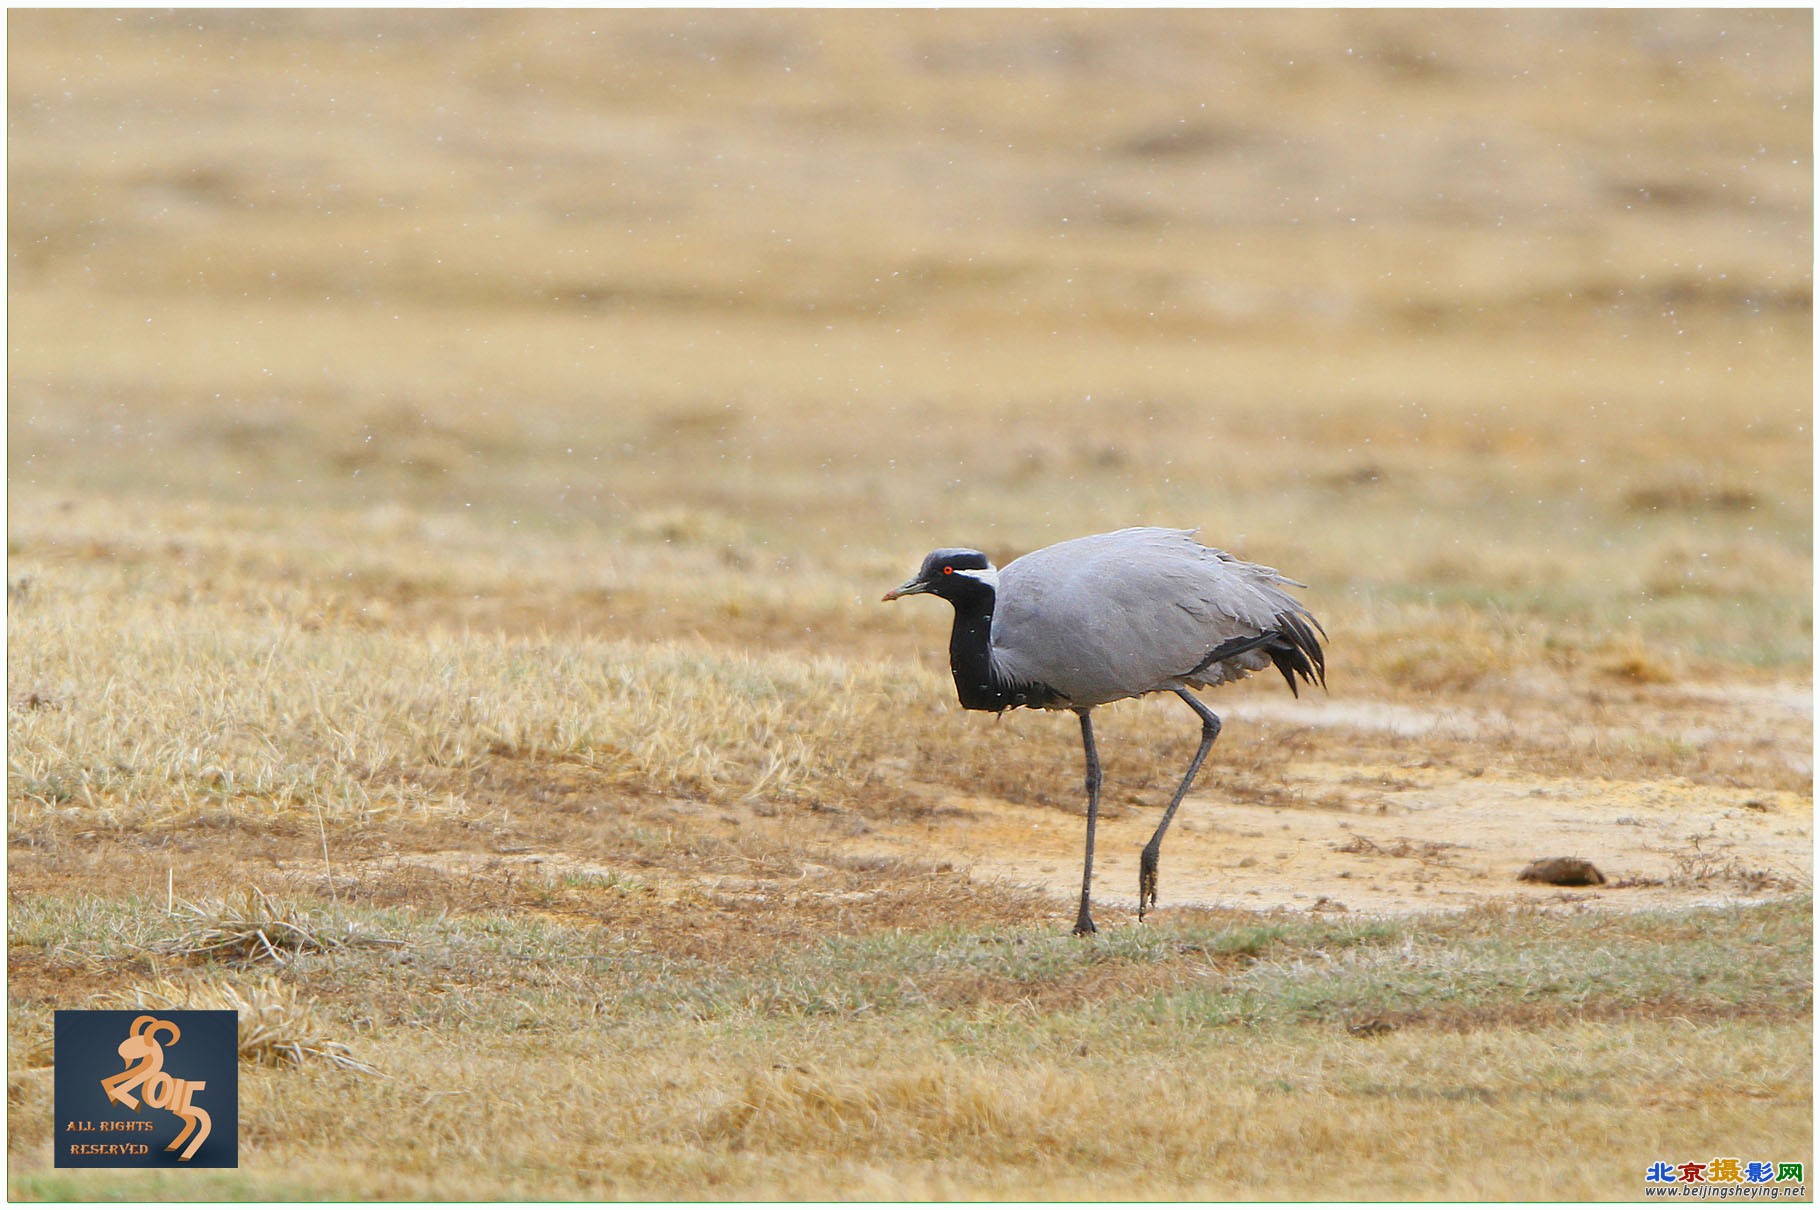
900, 761, 1808, 920
882, 683, 1812, 919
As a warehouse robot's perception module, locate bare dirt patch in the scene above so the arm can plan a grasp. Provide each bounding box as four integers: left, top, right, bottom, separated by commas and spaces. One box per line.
843, 684, 1812, 925
867, 762, 1808, 922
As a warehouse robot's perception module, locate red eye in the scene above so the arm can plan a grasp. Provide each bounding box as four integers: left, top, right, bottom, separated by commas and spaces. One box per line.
942, 565, 954, 575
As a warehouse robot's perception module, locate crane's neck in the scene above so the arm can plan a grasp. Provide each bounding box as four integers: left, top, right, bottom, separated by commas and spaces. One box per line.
947, 592, 1007, 711
944, 581, 1057, 712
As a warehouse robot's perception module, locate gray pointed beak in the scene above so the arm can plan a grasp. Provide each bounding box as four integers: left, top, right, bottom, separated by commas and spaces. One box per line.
882, 577, 930, 602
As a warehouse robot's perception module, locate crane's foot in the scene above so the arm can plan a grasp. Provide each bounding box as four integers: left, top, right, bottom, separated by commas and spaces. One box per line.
1072, 900, 1098, 936
1138, 844, 1161, 921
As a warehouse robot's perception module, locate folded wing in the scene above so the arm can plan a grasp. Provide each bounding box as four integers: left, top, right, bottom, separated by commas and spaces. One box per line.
991, 527, 1325, 708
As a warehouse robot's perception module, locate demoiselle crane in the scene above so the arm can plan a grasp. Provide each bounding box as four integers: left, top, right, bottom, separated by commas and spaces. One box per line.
884, 527, 1326, 935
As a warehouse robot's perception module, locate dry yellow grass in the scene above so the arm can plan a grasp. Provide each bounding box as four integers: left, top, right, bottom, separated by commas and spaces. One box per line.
8, 9, 1812, 1201
96, 973, 376, 1074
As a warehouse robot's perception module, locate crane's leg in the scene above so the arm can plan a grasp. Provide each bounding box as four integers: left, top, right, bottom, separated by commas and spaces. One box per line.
1073, 708, 1101, 936
1138, 689, 1223, 921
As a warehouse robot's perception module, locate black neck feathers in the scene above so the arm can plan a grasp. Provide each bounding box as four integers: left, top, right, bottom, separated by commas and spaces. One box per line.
943, 578, 1058, 712
947, 589, 1007, 711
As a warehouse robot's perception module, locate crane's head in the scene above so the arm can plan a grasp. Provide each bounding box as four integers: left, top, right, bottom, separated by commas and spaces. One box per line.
882, 547, 998, 603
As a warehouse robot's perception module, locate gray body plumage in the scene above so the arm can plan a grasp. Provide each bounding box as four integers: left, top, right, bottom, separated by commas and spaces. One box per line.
992, 527, 1319, 708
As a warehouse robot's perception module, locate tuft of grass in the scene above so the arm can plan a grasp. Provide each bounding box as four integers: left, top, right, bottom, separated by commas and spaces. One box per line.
95, 972, 378, 1074
1658, 852, 1811, 896
160, 886, 404, 965
1595, 632, 1680, 684
8, 895, 172, 972
1625, 464, 1764, 515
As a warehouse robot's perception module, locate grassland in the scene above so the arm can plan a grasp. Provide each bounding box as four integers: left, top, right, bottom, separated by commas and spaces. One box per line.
7, 10, 1813, 1201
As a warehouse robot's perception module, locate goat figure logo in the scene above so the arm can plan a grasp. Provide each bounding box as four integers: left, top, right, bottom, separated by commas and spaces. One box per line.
98, 1016, 212, 1161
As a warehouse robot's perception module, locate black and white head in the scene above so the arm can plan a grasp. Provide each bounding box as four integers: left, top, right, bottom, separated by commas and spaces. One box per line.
881, 547, 998, 604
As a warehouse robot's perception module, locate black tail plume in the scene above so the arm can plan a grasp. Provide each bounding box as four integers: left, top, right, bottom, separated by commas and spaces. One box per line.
1267, 610, 1327, 697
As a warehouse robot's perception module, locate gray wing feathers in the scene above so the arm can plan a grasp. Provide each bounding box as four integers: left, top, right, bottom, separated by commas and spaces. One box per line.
991, 527, 1321, 707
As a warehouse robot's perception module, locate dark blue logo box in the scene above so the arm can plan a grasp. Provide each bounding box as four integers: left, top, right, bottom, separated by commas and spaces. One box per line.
54, 1010, 238, 1168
